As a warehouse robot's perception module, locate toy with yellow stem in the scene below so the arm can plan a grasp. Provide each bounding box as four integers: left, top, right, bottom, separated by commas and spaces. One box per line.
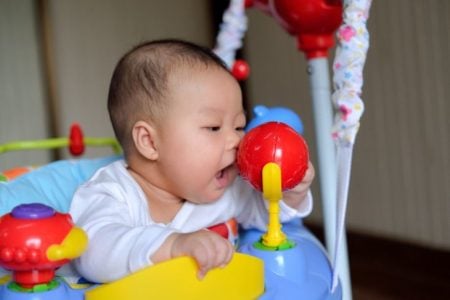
238, 121, 309, 249
238, 119, 342, 299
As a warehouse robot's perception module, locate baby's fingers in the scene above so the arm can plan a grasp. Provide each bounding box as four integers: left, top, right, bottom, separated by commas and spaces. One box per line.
196, 234, 233, 279
194, 246, 213, 280
215, 238, 234, 268
302, 161, 315, 183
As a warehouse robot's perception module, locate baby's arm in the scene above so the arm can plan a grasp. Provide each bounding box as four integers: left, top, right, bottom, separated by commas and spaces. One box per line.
70, 187, 176, 283
151, 230, 234, 279
71, 183, 234, 282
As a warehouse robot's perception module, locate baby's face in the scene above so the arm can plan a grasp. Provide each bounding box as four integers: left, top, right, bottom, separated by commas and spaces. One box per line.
154, 66, 245, 204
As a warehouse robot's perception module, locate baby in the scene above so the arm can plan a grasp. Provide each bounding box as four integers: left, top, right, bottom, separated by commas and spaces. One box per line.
69, 39, 315, 283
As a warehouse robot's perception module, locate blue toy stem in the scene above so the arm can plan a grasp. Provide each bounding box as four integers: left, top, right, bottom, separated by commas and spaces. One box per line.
307, 57, 351, 299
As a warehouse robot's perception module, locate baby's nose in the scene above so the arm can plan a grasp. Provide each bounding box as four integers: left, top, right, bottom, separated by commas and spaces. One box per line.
227, 130, 242, 150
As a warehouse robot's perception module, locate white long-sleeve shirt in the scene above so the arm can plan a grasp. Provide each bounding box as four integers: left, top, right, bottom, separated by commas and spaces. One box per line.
69, 160, 312, 283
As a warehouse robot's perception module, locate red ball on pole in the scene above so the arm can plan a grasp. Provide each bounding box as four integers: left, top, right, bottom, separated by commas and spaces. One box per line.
237, 122, 309, 191
250, 0, 343, 59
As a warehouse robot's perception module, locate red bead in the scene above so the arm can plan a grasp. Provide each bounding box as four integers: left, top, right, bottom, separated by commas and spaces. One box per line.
231, 60, 250, 81
0, 247, 13, 262
27, 249, 41, 264
14, 248, 26, 263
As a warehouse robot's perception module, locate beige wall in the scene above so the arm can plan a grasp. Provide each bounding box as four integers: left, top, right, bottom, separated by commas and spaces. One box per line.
0, 0, 50, 169
1, 0, 212, 165
245, 0, 450, 250
47, 0, 214, 158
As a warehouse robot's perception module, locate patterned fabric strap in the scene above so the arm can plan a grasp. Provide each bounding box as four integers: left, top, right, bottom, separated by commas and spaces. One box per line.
332, 0, 372, 145
331, 0, 373, 292
213, 0, 247, 68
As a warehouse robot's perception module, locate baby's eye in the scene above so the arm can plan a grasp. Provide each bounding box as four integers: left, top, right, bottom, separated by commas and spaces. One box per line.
235, 126, 245, 132
206, 126, 221, 132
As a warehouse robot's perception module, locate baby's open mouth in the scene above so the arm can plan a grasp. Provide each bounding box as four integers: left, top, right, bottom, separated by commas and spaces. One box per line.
215, 164, 235, 187
216, 169, 225, 179
216, 163, 235, 178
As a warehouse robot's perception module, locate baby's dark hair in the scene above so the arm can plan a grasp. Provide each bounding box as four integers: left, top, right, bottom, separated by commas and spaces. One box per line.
107, 39, 229, 155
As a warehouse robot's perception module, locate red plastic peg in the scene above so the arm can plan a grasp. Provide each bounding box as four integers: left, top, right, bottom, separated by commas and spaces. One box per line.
69, 123, 85, 156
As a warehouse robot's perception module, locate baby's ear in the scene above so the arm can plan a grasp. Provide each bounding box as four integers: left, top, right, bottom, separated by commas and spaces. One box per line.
132, 120, 159, 160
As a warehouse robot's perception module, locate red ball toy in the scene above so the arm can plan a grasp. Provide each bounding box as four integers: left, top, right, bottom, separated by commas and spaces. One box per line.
231, 59, 250, 81
237, 122, 309, 191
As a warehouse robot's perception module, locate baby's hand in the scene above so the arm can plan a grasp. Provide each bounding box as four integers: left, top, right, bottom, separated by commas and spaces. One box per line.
283, 161, 315, 208
167, 231, 234, 279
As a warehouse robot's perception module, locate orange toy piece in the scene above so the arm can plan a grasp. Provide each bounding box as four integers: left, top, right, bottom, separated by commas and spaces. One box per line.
0, 166, 35, 181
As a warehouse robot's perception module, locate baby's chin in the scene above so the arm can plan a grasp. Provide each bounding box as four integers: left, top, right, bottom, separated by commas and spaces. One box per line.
192, 182, 235, 205
192, 191, 227, 205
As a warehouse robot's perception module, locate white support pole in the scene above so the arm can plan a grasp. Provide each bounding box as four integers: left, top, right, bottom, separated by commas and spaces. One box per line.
307, 57, 352, 300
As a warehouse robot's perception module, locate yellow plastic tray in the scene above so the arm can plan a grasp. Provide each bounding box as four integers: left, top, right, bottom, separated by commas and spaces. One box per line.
85, 253, 264, 300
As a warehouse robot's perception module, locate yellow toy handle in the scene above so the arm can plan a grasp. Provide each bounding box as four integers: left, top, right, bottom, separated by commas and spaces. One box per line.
261, 162, 286, 247
47, 226, 88, 261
